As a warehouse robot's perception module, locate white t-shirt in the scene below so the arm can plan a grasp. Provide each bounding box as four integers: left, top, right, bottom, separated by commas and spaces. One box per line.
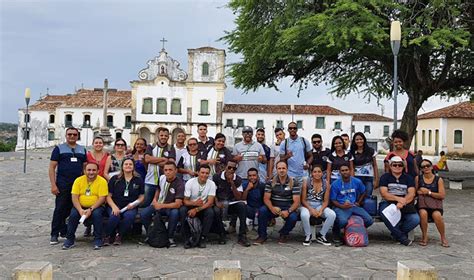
184, 177, 216, 203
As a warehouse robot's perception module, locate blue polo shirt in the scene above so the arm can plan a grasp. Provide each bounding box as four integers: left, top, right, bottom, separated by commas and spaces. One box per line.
50, 143, 87, 189
242, 180, 266, 208
279, 136, 311, 177
330, 177, 365, 205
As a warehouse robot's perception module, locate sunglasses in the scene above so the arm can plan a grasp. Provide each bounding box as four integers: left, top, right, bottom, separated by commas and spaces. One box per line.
312, 140, 321, 144
288, 127, 297, 130
421, 164, 432, 168
227, 166, 237, 170
67, 133, 78, 136
115, 143, 126, 147
391, 163, 404, 168
188, 143, 197, 146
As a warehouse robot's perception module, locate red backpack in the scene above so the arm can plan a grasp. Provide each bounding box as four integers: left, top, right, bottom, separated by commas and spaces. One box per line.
344, 216, 369, 247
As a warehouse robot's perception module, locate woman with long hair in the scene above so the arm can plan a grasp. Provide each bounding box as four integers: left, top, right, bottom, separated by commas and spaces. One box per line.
384, 130, 418, 178
104, 158, 144, 245
104, 138, 128, 180
86, 136, 109, 178
417, 159, 448, 247
326, 135, 354, 186
131, 137, 147, 179
177, 137, 201, 182
350, 132, 378, 196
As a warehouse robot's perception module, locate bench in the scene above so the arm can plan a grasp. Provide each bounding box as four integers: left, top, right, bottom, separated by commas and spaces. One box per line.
438, 174, 474, 190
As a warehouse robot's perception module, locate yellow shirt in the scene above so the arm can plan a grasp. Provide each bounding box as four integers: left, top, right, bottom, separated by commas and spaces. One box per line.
71, 175, 108, 208
436, 155, 447, 170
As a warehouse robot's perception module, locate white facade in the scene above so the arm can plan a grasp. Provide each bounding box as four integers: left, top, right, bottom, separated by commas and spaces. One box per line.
352, 120, 392, 152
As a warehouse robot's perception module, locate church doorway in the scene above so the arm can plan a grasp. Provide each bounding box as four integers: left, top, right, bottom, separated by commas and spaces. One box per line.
139, 127, 152, 144
171, 127, 185, 145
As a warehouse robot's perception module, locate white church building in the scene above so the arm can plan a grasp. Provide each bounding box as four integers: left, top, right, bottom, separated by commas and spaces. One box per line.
16, 46, 393, 152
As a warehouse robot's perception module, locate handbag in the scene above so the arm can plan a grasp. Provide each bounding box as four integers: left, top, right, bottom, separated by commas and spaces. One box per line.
417, 194, 443, 210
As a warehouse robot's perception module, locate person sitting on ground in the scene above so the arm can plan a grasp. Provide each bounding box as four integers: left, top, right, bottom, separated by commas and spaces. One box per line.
62, 162, 108, 250
418, 159, 449, 247
330, 163, 373, 246
212, 160, 251, 247
180, 165, 216, 249
104, 158, 144, 246
433, 151, 449, 172
379, 156, 420, 246
300, 165, 336, 246
141, 161, 184, 247
254, 161, 301, 245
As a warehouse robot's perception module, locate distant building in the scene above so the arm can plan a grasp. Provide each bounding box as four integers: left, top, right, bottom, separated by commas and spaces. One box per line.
351, 113, 393, 152
413, 101, 474, 156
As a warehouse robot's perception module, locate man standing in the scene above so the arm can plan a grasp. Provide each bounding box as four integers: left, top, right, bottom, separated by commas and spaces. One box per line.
233, 126, 266, 184
174, 131, 187, 168
279, 122, 312, 184
144, 127, 176, 207
310, 133, 331, 177
180, 165, 216, 248
341, 134, 351, 153
62, 162, 108, 250
141, 161, 184, 247
271, 127, 286, 178
254, 161, 301, 245
49, 127, 87, 245
256, 128, 274, 183
330, 164, 373, 246
196, 123, 214, 153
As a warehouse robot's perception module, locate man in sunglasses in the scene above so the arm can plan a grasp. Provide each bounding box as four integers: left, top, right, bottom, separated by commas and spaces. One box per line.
233, 126, 266, 185
310, 133, 331, 177
49, 127, 87, 245
379, 156, 419, 246
212, 161, 251, 247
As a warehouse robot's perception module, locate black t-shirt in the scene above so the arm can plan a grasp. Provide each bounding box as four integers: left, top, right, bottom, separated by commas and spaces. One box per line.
379, 172, 416, 213
212, 172, 243, 201
108, 175, 144, 209
352, 147, 375, 167
311, 148, 331, 171
158, 175, 185, 204
198, 137, 215, 154
204, 146, 232, 175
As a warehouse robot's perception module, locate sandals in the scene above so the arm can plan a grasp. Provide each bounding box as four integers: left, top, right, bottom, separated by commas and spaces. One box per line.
419, 240, 428, 246
441, 240, 450, 248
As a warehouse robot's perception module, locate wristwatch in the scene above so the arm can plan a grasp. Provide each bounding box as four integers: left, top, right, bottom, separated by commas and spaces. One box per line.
428, 191, 432, 196
288, 209, 292, 214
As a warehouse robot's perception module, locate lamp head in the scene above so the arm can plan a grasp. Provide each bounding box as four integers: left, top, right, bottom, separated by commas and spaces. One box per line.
25, 88, 31, 99
390, 21, 401, 42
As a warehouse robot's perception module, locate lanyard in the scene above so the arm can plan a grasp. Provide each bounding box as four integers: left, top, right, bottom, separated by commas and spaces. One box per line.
85, 182, 92, 196
197, 182, 206, 197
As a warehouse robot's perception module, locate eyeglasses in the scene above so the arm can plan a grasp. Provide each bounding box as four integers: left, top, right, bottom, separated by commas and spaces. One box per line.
115, 143, 126, 147
421, 164, 431, 169
391, 163, 404, 168
227, 166, 237, 170
288, 127, 297, 130
312, 140, 321, 144
67, 133, 78, 136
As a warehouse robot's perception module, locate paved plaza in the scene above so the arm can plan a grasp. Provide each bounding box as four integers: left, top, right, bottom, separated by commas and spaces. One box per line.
1, 156, 474, 279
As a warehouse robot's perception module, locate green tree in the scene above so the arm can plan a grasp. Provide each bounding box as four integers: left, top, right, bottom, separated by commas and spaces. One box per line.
223, 0, 473, 144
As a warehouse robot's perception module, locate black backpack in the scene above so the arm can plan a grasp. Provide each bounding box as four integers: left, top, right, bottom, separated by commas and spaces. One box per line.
185, 216, 202, 248
147, 213, 170, 248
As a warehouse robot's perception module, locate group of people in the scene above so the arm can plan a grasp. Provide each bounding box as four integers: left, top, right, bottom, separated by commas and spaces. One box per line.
49, 123, 448, 250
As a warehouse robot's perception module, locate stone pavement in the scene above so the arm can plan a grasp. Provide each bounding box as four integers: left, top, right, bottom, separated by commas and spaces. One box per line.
1, 158, 474, 279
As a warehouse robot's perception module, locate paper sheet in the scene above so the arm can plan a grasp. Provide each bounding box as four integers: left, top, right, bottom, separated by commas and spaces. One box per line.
120, 200, 140, 213
229, 201, 247, 205
382, 203, 401, 227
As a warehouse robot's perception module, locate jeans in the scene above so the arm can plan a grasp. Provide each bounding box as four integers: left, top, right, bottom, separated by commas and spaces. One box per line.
333, 206, 373, 237
213, 202, 248, 237
180, 206, 214, 238
379, 201, 420, 242
141, 206, 180, 238
143, 184, 158, 207
299, 201, 336, 237
105, 206, 137, 237
51, 188, 72, 237
257, 205, 298, 239
66, 206, 104, 241
356, 176, 374, 196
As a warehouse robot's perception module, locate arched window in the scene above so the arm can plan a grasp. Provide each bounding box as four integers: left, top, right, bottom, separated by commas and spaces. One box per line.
171, 99, 181, 115
157, 98, 167, 114
49, 114, 55, 124
202, 62, 209, 76
83, 115, 91, 127
107, 115, 114, 128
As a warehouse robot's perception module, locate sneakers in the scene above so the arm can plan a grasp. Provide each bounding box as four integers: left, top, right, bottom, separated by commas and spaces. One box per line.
169, 238, 177, 247
103, 236, 111, 246
62, 239, 75, 250
238, 236, 251, 247
198, 236, 207, 248
401, 239, 413, 246
83, 226, 92, 237
184, 240, 192, 249
333, 238, 343, 247
93, 239, 103, 250
59, 233, 67, 239
113, 234, 122, 246
218, 233, 227, 245
50, 235, 59, 245
316, 233, 332, 246
278, 235, 289, 245
253, 237, 266, 245
303, 235, 312, 246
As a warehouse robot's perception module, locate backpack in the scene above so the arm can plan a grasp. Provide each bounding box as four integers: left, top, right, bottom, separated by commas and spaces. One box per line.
147, 213, 170, 248
344, 216, 369, 247
185, 216, 202, 248
284, 137, 309, 160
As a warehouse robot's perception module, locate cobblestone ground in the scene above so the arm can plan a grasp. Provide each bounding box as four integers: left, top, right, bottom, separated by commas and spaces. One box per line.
1, 158, 473, 279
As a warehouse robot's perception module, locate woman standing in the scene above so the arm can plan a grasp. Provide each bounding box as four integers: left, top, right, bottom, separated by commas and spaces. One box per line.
131, 138, 148, 179
326, 135, 354, 186
417, 159, 448, 247
299, 165, 336, 246
104, 158, 144, 245
350, 132, 378, 196
86, 136, 109, 178
177, 138, 201, 182
384, 130, 418, 178
105, 139, 128, 180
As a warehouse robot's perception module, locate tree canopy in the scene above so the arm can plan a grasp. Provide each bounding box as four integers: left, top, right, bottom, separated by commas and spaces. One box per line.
223, 0, 473, 143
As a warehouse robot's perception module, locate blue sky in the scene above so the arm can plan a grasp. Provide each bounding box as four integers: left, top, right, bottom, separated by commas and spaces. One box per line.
0, 0, 467, 123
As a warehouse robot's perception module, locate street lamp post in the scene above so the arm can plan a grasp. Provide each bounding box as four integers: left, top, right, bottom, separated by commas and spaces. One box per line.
85, 120, 90, 147
390, 20, 401, 131
23, 88, 31, 173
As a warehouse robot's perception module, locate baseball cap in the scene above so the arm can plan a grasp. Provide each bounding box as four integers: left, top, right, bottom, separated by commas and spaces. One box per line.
242, 126, 253, 133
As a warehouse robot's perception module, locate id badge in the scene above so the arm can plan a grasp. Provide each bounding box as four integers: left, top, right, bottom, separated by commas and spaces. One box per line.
124, 189, 129, 197
71, 157, 78, 162
85, 189, 91, 196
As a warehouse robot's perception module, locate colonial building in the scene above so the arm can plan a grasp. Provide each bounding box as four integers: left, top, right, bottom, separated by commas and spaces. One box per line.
352, 113, 394, 151
412, 101, 474, 156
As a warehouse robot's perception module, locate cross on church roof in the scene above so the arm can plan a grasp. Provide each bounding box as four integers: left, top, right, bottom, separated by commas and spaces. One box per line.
160, 37, 168, 50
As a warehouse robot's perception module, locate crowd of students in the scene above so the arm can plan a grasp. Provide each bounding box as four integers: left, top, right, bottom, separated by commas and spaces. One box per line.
48, 123, 448, 250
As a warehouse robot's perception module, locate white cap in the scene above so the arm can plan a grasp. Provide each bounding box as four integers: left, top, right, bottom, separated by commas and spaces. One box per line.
390, 156, 404, 165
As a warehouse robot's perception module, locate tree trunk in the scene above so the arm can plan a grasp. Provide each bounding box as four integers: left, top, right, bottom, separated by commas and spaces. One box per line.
399, 90, 428, 149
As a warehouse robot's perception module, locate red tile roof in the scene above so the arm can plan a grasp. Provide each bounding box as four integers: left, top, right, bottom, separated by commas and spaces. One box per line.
352, 113, 393, 122
223, 104, 348, 115
418, 101, 474, 120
